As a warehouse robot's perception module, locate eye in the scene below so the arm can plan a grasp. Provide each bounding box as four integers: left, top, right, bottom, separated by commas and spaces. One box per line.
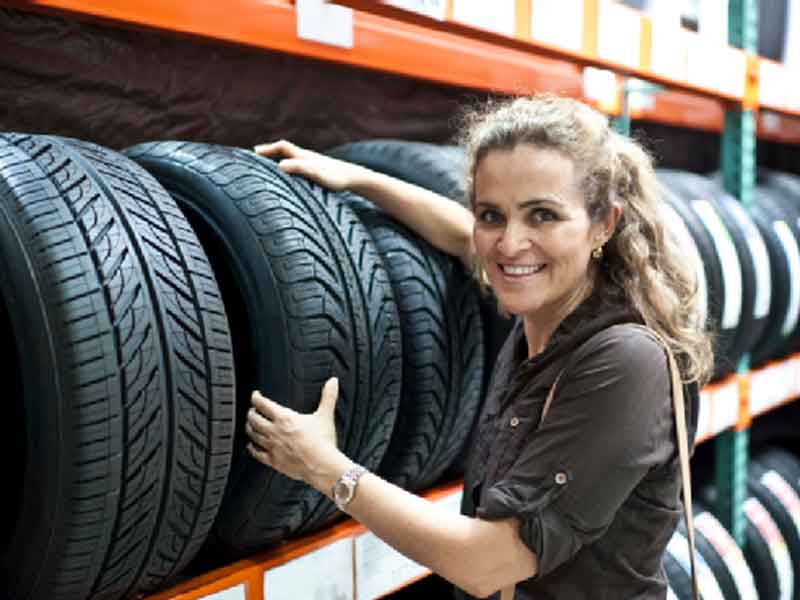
477, 209, 504, 225
530, 208, 558, 223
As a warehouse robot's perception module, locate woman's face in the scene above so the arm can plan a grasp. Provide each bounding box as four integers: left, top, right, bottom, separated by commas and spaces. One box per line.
472, 144, 612, 324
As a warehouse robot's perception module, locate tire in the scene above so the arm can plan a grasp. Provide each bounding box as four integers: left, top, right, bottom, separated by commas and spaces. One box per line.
691, 504, 760, 600
0, 134, 235, 600
756, 448, 800, 493
657, 170, 742, 377
342, 193, 484, 491
328, 139, 512, 401
125, 142, 403, 552
749, 187, 800, 365
742, 494, 794, 600
666, 530, 726, 599
749, 457, 800, 600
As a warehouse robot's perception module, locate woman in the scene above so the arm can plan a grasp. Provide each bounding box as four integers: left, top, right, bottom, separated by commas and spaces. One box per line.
245, 94, 713, 599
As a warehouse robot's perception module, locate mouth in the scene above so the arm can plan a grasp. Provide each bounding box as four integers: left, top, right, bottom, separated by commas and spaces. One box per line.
498, 263, 546, 278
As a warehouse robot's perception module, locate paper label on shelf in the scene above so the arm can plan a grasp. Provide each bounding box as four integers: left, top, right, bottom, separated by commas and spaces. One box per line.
296, 0, 353, 48
743, 497, 794, 600
718, 46, 746, 98
666, 532, 725, 600
263, 538, 353, 600
722, 198, 772, 318
385, 0, 447, 20
435, 488, 464, 514
773, 221, 800, 336
694, 512, 759, 600
685, 31, 720, 91
760, 61, 789, 109
650, 23, 686, 81
710, 380, 739, 436
761, 470, 800, 540
596, 0, 641, 69
355, 531, 428, 600
696, 388, 711, 442
452, 0, 515, 36
692, 200, 743, 330
201, 585, 246, 600
530, 0, 583, 52
789, 77, 800, 112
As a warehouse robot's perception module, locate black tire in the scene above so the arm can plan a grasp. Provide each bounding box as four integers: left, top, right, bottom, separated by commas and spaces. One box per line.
342, 193, 484, 491
749, 187, 800, 365
125, 142, 403, 552
742, 494, 794, 600
756, 448, 800, 493
749, 458, 800, 600
691, 504, 760, 600
657, 170, 742, 377
665, 529, 726, 599
0, 134, 235, 600
327, 139, 512, 400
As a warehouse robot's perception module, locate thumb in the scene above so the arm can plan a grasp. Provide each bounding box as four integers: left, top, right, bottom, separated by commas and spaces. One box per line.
317, 377, 339, 418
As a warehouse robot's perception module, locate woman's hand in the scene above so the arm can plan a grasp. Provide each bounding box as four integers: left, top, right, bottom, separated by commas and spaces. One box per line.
246, 377, 343, 486
254, 140, 368, 192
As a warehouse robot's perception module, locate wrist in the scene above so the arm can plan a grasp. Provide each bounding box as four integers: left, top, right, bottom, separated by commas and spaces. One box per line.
308, 449, 354, 498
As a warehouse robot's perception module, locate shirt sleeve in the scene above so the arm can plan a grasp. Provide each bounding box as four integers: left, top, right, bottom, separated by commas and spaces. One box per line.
475, 325, 675, 577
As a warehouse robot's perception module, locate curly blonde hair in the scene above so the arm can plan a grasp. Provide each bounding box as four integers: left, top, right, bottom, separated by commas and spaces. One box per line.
459, 94, 714, 385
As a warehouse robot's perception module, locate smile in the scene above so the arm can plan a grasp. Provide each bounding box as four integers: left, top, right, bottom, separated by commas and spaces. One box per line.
499, 263, 546, 276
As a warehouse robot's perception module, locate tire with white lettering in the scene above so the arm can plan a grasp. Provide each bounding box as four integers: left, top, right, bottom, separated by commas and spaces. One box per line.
342, 192, 484, 491
690, 504, 760, 600
0, 134, 235, 600
666, 530, 726, 599
749, 187, 800, 366
742, 493, 794, 600
125, 142, 403, 552
657, 172, 728, 376
749, 457, 800, 599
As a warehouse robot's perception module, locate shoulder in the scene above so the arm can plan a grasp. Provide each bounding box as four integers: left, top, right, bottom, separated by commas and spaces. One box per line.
571, 323, 668, 374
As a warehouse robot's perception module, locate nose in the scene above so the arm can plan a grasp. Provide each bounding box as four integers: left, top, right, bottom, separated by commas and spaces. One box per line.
497, 221, 532, 256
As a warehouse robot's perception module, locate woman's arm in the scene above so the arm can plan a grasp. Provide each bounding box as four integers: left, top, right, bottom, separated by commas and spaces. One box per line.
254, 141, 475, 267
245, 379, 537, 598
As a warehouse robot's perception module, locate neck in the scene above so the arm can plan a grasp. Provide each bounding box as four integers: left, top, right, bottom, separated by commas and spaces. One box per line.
523, 278, 595, 359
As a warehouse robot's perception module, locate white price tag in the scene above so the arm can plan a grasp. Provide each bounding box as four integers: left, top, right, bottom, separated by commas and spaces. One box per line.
710, 381, 738, 436
355, 531, 429, 600
697, 388, 712, 442
435, 488, 464, 514
296, 0, 353, 48
200, 585, 246, 600
718, 46, 746, 98
760, 61, 789, 110
750, 368, 772, 416
791, 357, 800, 398
596, 0, 641, 69
453, 0, 515, 36
264, 538, 353, 600
650, 23, 686, 81
385, 0, 447, 20
531, 0, 583, 51
789, 76, 800, 112
685, 31, 718, 90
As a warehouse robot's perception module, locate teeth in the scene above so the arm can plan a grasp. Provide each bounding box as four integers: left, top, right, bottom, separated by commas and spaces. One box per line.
501, 264, 544, 275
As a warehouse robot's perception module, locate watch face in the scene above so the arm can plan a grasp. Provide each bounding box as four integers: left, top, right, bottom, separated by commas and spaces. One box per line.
334, 480, 352, 506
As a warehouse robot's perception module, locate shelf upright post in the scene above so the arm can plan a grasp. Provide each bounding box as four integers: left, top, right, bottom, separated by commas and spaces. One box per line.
715, 0, 757, 547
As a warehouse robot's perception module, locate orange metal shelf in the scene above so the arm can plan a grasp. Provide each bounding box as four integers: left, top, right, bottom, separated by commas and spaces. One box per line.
4, 0, 800, 143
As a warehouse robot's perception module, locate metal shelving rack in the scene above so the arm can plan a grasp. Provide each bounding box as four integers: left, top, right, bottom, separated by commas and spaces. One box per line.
4, 1, 800, 598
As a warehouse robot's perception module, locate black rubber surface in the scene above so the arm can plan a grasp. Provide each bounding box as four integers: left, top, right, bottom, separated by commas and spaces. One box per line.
0, 134, 235, 600
742, 494, 790, 600
342, 192, 484, 491
125, 142, 403, 552
663, 544, 695, 600
328, 139, 512, 403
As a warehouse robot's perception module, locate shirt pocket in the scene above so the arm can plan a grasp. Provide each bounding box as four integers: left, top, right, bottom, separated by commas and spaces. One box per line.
489, 413, 538, 483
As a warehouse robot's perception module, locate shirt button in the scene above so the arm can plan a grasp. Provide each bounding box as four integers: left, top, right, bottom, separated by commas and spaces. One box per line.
510, 416, 520, 428
555, 472, 568, 485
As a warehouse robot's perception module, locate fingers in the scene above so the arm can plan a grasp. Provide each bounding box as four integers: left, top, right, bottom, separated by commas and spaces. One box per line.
247, 442, 272, 465
251, 390, 286, 421
253, 139, 312, 161
316, 377, 339, 419
245, 416, 271, 449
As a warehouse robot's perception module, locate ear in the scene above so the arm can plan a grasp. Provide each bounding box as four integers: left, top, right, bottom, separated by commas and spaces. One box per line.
601, 202, 622, 242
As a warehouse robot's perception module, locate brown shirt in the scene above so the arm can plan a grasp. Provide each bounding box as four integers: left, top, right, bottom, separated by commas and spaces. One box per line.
458, 297, 698, 600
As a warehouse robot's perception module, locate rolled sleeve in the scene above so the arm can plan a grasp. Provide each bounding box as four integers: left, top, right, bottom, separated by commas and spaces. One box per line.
476, 325, 674, 577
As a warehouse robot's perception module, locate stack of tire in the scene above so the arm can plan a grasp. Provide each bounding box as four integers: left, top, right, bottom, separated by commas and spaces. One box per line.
664, 446, 800, 600
1, 135, 484, 600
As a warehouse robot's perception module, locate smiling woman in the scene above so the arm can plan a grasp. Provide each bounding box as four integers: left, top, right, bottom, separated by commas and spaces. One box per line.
248, 93, 713, 600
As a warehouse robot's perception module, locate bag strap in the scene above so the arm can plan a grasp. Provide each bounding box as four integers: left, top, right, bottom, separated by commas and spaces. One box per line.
500, 327, 698, 600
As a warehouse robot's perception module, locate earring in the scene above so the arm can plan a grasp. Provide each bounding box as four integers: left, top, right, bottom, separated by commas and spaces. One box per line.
592, 246, 604, 260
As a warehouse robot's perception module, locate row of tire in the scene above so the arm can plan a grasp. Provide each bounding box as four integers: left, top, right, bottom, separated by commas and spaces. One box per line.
0, 134, 484, 600
665, 446, 800, 600
328, 140, 800, 379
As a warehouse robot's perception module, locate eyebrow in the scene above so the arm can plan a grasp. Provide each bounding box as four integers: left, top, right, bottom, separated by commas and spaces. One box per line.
474, 198, 562, 210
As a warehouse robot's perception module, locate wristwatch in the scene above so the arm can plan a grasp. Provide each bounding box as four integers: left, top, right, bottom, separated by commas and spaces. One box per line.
332, 464, 367, 512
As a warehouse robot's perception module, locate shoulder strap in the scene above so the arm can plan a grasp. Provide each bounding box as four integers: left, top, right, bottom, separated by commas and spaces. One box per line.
502, 327, 699, 600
